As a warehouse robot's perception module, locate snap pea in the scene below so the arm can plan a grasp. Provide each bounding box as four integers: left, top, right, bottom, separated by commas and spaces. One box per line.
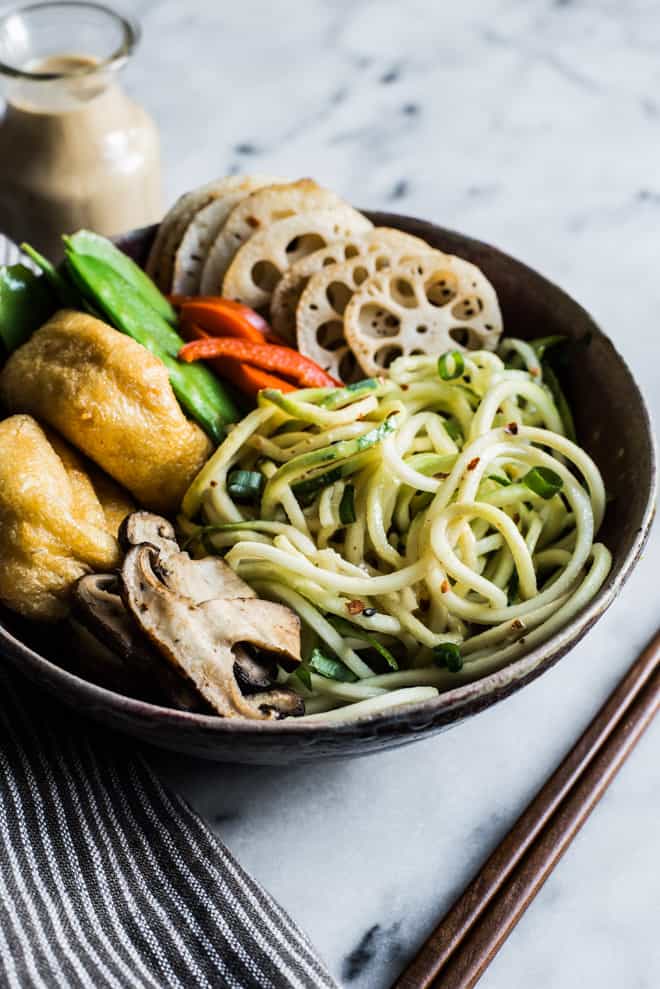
0, 264, 55, 354
63, 231, 176, 324
21, 243, 82, 309
64, 252, 238, 442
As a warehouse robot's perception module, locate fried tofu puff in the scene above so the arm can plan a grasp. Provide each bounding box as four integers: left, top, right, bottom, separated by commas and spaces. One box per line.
0, 415, 133, 620
0, 310, 212, 515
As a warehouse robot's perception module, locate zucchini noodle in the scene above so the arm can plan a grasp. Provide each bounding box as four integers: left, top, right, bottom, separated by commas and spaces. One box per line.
181, 343, 612, 722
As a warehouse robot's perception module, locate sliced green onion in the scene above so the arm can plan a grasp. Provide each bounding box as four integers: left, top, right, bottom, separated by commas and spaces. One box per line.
308, 648, 357, 682
329, 616, 398, 670
339, 484, 356, 524
294, 665, 312, 690
438, 350, 465, 380
432, 642, 463, 672
521, 466, 563, 500
443, 418, 463, 443
530, 335, 566, 361
227, 469, 264, 502
542, 363, 576, 443
507, 571, 519, 604
488, 474, 511, 487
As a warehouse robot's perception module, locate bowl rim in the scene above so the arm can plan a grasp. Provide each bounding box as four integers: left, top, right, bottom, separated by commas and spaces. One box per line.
0, 213, 656, 738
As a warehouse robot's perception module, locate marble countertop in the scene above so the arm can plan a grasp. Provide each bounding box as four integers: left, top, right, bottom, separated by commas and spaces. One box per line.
127, 1, 659, 985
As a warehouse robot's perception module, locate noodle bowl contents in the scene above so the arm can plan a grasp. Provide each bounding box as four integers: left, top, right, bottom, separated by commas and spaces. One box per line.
0, 172, 612, 722
180, 345, 611, 721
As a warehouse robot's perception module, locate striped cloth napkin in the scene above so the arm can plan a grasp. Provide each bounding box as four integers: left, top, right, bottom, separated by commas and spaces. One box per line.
0, 232, 337, 987
0, 665, 337, 989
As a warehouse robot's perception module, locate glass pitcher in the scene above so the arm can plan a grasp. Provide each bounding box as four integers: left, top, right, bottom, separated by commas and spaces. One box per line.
0, 1, 161, 259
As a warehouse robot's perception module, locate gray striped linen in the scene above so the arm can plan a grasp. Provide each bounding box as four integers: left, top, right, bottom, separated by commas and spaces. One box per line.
0, 668, 338, 989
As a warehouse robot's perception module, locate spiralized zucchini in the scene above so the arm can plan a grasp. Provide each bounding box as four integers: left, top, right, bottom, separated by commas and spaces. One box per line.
180, 343, 611, 722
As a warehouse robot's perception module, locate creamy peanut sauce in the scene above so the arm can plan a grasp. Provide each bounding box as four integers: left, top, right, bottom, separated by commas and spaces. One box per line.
0, 54, 161, 258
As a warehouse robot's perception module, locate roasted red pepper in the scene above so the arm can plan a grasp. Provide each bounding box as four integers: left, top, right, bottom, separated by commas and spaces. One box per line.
178, 337, 339, 388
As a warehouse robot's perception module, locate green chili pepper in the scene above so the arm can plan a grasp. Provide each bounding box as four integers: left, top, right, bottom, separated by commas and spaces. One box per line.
0, 264, 55, 354
63, 231, 176, 324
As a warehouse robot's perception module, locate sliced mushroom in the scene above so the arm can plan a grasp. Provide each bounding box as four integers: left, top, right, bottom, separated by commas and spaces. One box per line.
120, 510, 256, 603
121, 544, 303, 720
72, 573, 206, 711
232, 645, 277, 694
118, 511, 177, 553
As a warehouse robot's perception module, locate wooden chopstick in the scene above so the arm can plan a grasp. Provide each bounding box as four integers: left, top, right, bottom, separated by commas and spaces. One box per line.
393, 629, 660, 989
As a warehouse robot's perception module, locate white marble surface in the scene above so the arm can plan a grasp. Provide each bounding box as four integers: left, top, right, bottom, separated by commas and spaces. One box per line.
125, 1, 659, 985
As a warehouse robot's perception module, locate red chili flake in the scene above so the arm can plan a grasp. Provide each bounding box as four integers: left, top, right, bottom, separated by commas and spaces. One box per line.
347, 599, 364, 615
435, 472, 449, 479
400, 383, 409, 391
210, 480, 218, 488
511, 619, 525, 630
467, 457, 480, 471
441, 580, 450, 594
505, 422, 519, 435
530, 367, 540, 377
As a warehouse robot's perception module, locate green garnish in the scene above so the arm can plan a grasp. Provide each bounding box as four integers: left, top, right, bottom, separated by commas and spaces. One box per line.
329, 616, 399, 670
438, 350, 465, 380
294, 665, 313, 690
443, 417, 463, 443
530, 335, 566, 361
507, 571, 519, 604
432, 642, 463, 672
227, 469, 264, 502
339, 484, 356, 524
521, 466, 563, 499
308, 648, 357, 682
542, 363, 576, 443
488, 474, 511, 487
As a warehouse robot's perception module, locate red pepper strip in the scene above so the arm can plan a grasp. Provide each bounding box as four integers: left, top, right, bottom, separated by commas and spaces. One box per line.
179, 323, 295, 395
178, 337, 340, 388
170, 295, 287, 346
180, 299, 267, 343
213, 357, 297, 396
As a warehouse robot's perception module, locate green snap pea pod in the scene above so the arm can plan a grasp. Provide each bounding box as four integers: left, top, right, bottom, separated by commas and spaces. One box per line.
21, 244, 82, 309
0, 264, 55, 354
65, 252, 238, 442
63, 230, 176, 324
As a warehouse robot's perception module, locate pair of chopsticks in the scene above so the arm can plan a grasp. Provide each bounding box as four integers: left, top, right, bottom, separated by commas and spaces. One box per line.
394, 629, 660, 989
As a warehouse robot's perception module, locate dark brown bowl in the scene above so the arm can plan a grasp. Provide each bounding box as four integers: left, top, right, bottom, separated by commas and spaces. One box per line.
0, 214, 655, 763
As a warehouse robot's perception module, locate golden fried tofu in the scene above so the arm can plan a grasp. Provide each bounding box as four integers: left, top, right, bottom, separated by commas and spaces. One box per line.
0, 310, 212, 515
0, 415, 133, 620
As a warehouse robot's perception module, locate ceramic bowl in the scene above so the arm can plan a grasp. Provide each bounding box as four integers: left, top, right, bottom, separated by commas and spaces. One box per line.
0, 214, 655, 764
